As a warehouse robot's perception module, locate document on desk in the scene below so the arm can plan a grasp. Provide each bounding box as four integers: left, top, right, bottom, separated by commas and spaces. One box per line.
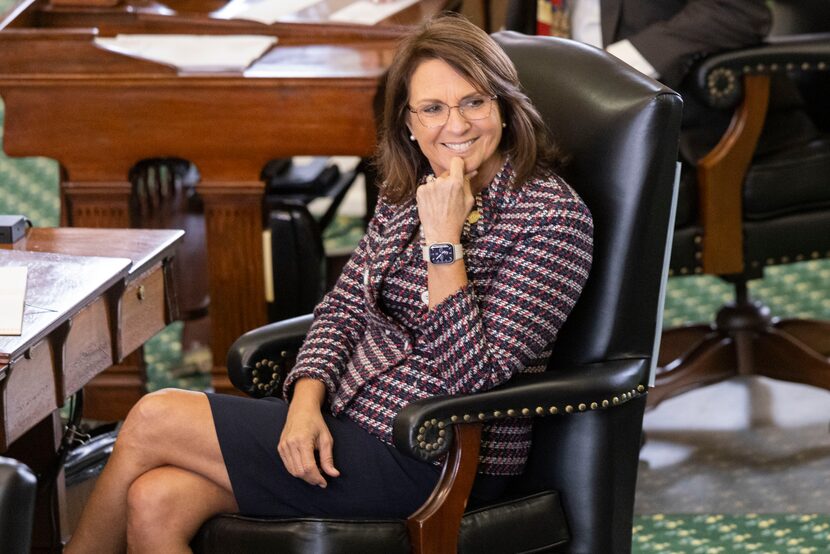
214, 0, 320, 25
328, 0, 420, 25
0, 266, 27, 336
94, 35, 277, 73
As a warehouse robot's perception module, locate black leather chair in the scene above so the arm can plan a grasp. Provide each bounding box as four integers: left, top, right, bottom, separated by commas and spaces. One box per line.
653, 0, 830, 405
192, 32, 683, 554
0, 456, 36, 554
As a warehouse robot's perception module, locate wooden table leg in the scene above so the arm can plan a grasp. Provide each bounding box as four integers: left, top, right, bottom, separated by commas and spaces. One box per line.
199, 181, 268, 394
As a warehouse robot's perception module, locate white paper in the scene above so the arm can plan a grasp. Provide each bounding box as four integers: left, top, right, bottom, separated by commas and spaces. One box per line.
0, 266, 27, 336
94, 35, 277, 73
328, 0, 420, 26
215, 0, 321, 25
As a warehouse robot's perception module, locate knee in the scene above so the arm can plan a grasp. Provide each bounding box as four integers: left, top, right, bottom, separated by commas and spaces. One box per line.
117, 389, 188, 452
126, 472, 177, 540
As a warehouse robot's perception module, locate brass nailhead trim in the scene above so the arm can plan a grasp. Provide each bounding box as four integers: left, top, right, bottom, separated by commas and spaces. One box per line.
565, 405, 574, 413
463, 414, 472, 422
602, 400, 609, 408
637, 385, 645, 392
478, 413, 486, 420
578, 403, 587, 412
590, 402, 599, 410
507, 409, 517, 417
451, 415, 458, 423
549, 407, 558, 415
494, 410, 503, 418
536, 407, 545, 415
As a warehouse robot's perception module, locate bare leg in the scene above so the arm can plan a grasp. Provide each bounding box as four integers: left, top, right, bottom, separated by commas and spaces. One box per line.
65, 389, 238, 554
126, 466, 237, 554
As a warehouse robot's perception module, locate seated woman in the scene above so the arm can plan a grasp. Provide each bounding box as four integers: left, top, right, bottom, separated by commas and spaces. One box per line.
65, 13, 593, 553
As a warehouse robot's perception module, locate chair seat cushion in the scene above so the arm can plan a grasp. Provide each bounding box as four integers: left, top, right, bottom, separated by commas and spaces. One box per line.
192, 491, 568, 554
743, 137, 830, 221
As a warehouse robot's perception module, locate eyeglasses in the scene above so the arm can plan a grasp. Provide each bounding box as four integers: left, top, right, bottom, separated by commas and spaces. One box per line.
408, 95, 497, 128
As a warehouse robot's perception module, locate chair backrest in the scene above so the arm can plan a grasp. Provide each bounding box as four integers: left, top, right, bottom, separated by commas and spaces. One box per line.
493, 32, 682, 366
770, 0, 830, 36
492, 33, 682, 554
0, 457, 36, 554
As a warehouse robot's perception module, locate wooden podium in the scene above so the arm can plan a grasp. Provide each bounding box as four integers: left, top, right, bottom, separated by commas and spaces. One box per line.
0, 0, 450, 403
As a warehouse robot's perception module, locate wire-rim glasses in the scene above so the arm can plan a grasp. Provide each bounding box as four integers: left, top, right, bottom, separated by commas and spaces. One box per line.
408, 95, 497, 128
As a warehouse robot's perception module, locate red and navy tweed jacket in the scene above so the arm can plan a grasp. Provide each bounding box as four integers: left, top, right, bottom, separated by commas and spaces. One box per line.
284, 161, 593, 475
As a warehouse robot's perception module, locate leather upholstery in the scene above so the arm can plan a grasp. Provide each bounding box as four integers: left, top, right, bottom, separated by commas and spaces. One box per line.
195, 33, 682, 554
0, 456, 36, 554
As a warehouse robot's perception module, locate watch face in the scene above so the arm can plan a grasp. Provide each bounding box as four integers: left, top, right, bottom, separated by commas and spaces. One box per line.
429, 243, 455, 264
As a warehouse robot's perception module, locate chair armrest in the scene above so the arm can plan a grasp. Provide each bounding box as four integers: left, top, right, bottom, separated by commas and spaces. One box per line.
225, 314, 313, 398
393, 358, 649, 463
690, 34, 830, 108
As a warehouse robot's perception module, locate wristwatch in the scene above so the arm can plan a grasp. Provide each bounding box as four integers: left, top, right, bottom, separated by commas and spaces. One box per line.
422, 243, 464, 264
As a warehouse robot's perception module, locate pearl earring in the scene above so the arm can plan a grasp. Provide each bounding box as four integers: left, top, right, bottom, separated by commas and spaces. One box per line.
410, 134, 416, 141
502, 122, 506, 128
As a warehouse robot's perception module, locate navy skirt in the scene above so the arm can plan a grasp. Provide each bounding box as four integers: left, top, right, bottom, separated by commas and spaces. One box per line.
206, 393, 441, 518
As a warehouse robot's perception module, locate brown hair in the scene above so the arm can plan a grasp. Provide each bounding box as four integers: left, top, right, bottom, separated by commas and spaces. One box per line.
375, 13, 562, 204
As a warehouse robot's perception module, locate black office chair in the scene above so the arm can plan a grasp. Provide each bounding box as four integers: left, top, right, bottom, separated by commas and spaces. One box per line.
652, 0, 830, 405
0, 457, 36, 554
192, 32, 682, 554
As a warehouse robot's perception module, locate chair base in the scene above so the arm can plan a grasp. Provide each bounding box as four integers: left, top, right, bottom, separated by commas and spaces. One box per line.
651, 296, 830, 408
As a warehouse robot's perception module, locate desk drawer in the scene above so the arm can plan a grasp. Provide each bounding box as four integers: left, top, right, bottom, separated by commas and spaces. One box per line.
119, 263, 167, 359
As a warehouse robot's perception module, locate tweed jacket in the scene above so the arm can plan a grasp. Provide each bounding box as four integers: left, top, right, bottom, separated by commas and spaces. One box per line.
283, 161, 593, 475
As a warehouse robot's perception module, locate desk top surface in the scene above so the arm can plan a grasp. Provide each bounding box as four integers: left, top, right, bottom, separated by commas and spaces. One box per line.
0, 249, 130, 365
0, 0, 451, 78
0, 227, 183, 364
0, 227, 184, 276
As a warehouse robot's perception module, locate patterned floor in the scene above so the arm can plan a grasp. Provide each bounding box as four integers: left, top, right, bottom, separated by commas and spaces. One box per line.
2, 1, 829, 547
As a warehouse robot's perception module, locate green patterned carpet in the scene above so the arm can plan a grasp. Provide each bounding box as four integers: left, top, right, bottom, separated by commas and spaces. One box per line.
2, 0, 829, 548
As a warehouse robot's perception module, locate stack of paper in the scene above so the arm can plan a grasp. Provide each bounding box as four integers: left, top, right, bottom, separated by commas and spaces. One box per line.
328, 0, 421, 25
215, 0, 321, 25
0, 266, 27, 336
94, 34, 278, 73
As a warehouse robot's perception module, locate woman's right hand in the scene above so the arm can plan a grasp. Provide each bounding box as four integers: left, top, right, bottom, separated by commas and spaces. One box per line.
278, 379, 340, 487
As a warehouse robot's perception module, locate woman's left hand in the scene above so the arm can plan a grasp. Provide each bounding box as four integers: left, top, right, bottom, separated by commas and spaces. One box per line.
417, 156, 476, 244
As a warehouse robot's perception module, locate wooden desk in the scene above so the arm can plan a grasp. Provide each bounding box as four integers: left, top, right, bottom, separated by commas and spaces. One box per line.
0, 228, 181, 551
0, 0, 449, 395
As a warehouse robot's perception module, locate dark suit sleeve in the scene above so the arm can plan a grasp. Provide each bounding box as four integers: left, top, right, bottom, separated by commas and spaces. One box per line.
626, 0, 772, 87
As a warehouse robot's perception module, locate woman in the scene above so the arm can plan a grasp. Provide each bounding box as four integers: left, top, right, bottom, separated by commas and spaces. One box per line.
66, 14, 593, 553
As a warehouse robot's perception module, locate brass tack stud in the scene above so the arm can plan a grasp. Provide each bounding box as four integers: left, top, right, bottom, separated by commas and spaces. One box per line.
252, 377, 260, 384
255, 362, 262, 368
819, 62, 827, 70
419, 441, 426, 448
478, 413, 486, 420
578, 403, 586, 412
438, 421, 445, 429
612, 396, 620, 405
694, 267, 703, 274
680, 267, 688, 275
602, 400, 609, 408
536, 407, 545, 415
437, 437, 444, 445
463, 414, 472, 422
451, 415, 458, 423
425, 444, 432, 451
417, 434, 424, 441
430, 418, 438, 426
494, 410, 503, 418
565, 405, 574, 413
590, 402, 598, 410
438, 430, 446, 437
423, 421, 431, 429
419, 426, 426, 434
694, 235, 702, 245
781, 256, 790, 263
522, 408, 531, 416
637, 385, 645, 392
802, 62, 811, 71
507, 409, 517, 417
786, 63, 795, 71
549, 406, 558, 415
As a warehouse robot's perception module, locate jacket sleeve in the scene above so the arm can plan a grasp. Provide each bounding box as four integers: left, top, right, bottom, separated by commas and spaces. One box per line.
627, 0, 772, 87
282, 202, 387, 400
416, 187, 593, 396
